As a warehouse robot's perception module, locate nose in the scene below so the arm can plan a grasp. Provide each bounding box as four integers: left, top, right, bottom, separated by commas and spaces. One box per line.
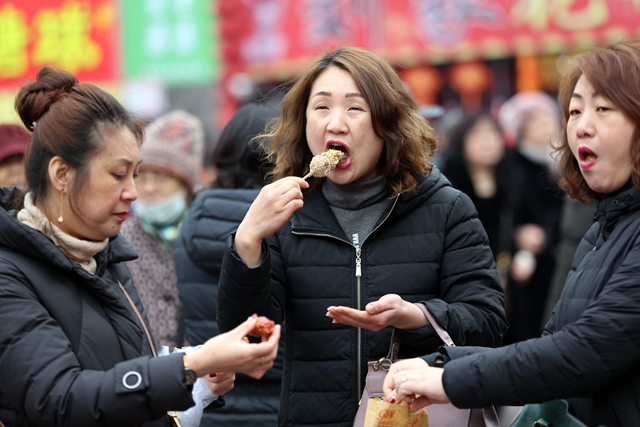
327, 110, 348, 134
124, 176, 138, 201
575, 109, 594, 139
138, 177, 157, 197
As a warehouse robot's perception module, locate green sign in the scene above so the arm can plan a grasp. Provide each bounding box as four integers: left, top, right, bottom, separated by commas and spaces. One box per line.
122, 0, 217, 85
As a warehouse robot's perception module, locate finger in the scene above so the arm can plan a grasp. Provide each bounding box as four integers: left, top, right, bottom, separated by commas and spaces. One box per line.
408, 395, 430, 413
236, 314, 259, 336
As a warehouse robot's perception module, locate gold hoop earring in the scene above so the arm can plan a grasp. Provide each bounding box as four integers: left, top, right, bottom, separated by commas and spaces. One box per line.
58, 191, 64, 223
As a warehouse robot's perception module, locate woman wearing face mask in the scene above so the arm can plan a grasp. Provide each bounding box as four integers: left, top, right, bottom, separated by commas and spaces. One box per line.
121, 110, 204, 350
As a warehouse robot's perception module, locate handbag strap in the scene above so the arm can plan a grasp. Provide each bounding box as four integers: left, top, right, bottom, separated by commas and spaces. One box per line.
415, 303, 455, 347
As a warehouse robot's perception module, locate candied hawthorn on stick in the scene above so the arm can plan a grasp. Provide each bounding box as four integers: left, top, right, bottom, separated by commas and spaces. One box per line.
302, 149, 344, 180
248, 316, 275, 338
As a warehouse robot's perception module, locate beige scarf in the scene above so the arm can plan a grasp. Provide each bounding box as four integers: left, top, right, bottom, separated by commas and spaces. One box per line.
17, 193, 108, 274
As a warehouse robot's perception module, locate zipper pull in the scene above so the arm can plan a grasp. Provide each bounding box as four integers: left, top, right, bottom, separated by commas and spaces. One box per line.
355, 247, 361, 277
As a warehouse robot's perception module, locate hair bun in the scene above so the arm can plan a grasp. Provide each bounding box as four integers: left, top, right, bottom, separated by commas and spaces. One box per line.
14, 66, 79, 130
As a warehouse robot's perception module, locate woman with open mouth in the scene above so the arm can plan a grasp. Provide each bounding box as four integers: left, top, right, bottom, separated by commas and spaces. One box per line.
216, 46, 508, 426
383, 39, 640, 427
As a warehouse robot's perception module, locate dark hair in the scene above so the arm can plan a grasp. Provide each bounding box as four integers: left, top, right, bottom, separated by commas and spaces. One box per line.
556, 40, 640, 201
445, 111, 501, 160
13, 66, 144, 210
261, 46, 437, 196
210, 101, 277, 189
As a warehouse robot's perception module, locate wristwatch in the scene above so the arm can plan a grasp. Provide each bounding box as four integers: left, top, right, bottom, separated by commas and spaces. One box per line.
182, 354, 197, 386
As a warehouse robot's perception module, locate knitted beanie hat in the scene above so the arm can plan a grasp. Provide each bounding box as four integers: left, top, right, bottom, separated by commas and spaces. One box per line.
140, 110, 204, 191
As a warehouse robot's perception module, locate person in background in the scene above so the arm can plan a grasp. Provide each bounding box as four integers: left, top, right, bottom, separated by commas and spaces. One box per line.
121, 110, 204, 350
216, 46, 507, 426
0, 66, 280, 427
383, 40, 640, 427
175, 100, 282, 426
0, 123, 30, 189
439, 112, 513, 281
540, 197, 597, 326
498, 91, 565, 343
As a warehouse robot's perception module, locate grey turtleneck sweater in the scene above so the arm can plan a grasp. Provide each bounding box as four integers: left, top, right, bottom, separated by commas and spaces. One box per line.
321, 175, 392, 246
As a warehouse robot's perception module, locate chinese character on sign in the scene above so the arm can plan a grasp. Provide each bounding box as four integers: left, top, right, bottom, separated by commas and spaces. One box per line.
0, 3, 29, 79
32, 1, 102, 74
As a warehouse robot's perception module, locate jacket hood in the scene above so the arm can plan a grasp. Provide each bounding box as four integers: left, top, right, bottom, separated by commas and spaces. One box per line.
0, 187, 138, 273
291, 164, 450, 237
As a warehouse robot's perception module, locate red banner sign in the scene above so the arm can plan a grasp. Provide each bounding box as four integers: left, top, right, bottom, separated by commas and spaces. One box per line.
221, 0, 640, 81
0, 0, 119, 89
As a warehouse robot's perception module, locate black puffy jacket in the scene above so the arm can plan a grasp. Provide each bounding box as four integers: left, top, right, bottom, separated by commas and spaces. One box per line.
218, 167, 508, 426
0, 188, 194, 427
175, 188, 282, 426
437, 185, 640, 427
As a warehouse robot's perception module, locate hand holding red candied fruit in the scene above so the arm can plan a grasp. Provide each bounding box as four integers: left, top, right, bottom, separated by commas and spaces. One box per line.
249, 315, 275, 338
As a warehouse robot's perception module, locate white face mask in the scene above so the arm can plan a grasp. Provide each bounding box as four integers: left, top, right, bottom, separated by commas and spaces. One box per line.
133, 188, 188, 225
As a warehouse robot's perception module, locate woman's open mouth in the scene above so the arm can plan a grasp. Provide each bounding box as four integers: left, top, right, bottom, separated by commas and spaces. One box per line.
326, 141, 349, 165
578, 146, 597, 169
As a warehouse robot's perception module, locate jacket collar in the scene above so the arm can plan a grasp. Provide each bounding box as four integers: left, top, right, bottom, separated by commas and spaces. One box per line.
594, 184, 640, 242
289, 165, 448, 240
0, 187, 138, 273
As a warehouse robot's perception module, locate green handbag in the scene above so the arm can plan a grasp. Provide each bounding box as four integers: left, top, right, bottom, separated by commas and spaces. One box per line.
509, 400, 587, 427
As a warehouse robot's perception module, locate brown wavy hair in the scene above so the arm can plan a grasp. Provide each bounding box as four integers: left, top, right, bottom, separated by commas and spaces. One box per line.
260, 46, 437, 196
555, 40, 640, 201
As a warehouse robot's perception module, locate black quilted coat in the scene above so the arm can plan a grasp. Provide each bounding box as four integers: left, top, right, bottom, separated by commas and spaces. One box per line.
435, 185, 640, 427
175, 188, 282, 426
218, 166, 508, 426
0, 188, 194, 427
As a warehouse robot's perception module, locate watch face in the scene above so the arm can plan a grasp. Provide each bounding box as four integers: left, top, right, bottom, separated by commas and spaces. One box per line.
184, 369, 197, 386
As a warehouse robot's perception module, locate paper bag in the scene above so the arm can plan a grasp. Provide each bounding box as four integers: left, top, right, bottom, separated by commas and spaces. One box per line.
363, 398, 429, 427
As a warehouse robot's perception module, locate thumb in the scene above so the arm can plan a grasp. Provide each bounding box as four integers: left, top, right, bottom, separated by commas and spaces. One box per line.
235, 314, 258, 336
366, 303, 377, 314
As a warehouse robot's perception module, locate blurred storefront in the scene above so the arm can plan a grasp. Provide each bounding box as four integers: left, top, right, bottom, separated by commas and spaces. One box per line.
2, 0, 640, 138
0, 0, 219, 150
0, 0, 121, 123
218, 0, 640, 123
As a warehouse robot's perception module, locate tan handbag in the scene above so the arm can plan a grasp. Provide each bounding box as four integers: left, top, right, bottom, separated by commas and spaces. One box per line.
353, 304, 500, 427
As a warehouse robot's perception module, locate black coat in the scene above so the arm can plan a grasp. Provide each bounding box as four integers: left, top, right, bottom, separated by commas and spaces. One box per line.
218, 167, 507, 426
175, 188, 282, 426
435, 186, 640, 427
0, 188, 194, 427
439, 149, 513, 258
504, 149, 565, 342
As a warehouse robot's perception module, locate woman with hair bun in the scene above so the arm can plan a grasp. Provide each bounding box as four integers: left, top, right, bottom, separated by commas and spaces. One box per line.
0, 66, 280, 427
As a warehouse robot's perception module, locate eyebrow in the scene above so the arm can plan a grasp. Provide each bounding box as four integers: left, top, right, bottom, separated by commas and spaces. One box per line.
571, 89, 601, 100
116, 158, 143, 166
311, 91, 364, 99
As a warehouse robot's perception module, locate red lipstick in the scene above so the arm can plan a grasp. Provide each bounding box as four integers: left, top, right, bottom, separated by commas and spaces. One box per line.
578, 146, 597, 170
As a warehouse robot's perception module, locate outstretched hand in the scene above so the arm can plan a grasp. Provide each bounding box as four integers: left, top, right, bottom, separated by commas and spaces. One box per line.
383, 358, 450, 413
185, 315, 281, 380
326, 294, 428, 331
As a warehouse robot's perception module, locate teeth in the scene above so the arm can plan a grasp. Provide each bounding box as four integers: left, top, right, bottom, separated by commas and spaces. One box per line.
584, 154, 596, 161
